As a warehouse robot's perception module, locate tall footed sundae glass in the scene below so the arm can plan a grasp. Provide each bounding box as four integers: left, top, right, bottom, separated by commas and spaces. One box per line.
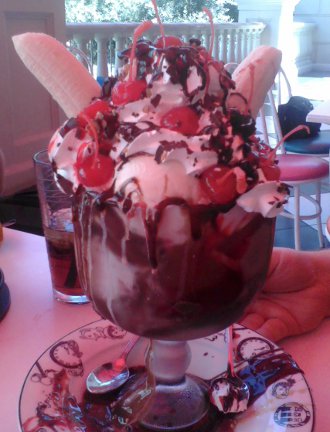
13, 23, 286, 431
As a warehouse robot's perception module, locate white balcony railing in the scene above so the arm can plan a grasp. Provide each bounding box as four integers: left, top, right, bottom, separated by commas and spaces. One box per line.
66, 21, 266, 80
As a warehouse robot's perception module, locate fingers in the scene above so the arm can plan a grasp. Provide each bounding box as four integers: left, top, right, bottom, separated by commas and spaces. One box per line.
239, 312, 264, 331
240, 314, 291, 342
253, 318, 291, 342
264, 247, 317, 294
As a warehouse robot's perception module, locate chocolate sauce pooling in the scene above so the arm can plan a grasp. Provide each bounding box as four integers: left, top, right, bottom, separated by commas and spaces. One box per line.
23, 351, 302, 432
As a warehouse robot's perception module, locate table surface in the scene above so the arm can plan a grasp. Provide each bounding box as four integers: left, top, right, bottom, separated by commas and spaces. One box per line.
1, 227, 329, 431
306, 99, 330, 125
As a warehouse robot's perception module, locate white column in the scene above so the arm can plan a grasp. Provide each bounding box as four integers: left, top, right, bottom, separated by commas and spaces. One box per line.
95, 36, 109, 82
236, 0, 302, 79
295, 0, 330, 72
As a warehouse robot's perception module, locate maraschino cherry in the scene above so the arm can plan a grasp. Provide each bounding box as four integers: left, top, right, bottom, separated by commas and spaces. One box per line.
160, 106, 199, 135
80, 99, 111, 120
201, 166, 238, 205
111, 21, 153, 106
154, 36, 183, 48
74, 115, 114, 188
75, 142, 115, 188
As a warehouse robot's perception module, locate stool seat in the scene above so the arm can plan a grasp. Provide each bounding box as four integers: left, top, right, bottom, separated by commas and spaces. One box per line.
284, 130, 330, 155
278, 154, 329, 182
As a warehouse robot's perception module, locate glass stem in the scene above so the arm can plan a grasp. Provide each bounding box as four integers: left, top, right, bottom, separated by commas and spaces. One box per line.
147, 340, 191, 383
140, 339, 208, 430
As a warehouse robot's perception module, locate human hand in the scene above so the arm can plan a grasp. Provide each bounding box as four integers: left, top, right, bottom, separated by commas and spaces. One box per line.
240, 247, 330, 342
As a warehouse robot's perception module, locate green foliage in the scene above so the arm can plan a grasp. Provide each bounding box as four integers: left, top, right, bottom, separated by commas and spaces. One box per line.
65, 0, 238, 23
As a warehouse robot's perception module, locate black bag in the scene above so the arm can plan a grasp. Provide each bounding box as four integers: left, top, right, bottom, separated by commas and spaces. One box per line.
278, 96, 321, 140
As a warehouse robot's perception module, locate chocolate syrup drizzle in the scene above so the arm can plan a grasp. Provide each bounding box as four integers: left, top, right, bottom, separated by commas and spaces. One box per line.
80, 186, 234, 271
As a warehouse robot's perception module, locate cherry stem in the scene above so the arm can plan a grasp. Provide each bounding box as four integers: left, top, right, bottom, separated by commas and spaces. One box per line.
203, 7, 214, 56
269, 124, 310, 161
129, 20, 153, 81
81, 114, 100, 166
151, 0, 166, 48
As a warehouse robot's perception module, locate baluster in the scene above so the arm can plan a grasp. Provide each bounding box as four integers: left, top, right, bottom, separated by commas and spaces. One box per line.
248, 30, 254, 53
107, 34, 115, 76
236, 29, 243, 63
250, 30, 256, 51
235, 29, 240, 63
198, 32, 204, 48
75, 37, 89, 56
213, 29, 219, 60
204, 30, 211, 54
114, 35, 126, 76
221, 29, 228, 64
181, 33, 188, 44
74, 36, 92, 73
243, 30, 249, 58
229, 29, 236, 63
95, 36, 109, 83
254, 29, 261, 50
218, 29, 223, 60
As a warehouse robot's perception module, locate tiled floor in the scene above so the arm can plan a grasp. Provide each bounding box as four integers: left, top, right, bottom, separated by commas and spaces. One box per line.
275, 210, 330, 250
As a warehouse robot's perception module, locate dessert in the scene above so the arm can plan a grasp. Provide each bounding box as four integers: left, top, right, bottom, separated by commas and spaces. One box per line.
14, 17, 288, 430
13, 26, 286, 340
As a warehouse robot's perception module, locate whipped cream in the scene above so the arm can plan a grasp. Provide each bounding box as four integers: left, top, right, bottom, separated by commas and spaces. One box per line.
48, 40, 287, 216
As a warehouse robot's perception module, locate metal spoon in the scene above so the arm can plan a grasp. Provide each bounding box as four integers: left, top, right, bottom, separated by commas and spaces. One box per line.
210, 325, 250, 413
86, 334, 140, 394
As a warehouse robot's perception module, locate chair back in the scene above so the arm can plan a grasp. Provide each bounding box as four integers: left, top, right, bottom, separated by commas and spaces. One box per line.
259, 67, 295, 154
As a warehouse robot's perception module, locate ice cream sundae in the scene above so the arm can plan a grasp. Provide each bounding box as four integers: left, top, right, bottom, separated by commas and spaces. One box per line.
13, 23, 285, 339
43, 31, 284, 340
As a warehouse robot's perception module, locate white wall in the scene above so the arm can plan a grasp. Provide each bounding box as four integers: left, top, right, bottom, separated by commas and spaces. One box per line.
295, 0, 330, 71
0, 0, 66, 197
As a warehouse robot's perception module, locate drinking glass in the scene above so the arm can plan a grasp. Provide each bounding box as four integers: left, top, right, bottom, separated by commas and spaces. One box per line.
34, 150, 88, 304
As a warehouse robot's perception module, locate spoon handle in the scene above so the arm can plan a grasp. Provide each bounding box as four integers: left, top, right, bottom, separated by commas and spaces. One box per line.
121, 334, 140, 359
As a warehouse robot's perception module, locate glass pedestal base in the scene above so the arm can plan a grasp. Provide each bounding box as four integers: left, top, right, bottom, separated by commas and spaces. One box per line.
140, 375, 209, 431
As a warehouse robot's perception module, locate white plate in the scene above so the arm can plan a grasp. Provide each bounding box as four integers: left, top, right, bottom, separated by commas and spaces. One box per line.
19, 320, 314, 431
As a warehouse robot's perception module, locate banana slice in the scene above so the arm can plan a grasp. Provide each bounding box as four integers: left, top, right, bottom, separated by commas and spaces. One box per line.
12, 32, 101, 118
228, 46, 282, 119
